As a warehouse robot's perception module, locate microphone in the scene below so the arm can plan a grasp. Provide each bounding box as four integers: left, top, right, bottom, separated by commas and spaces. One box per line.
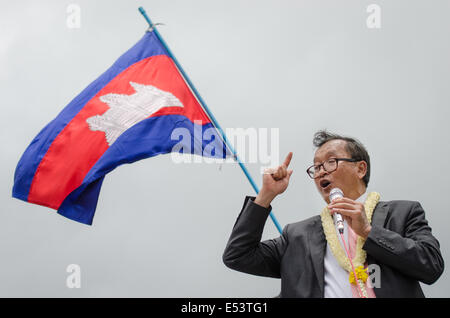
329, 188, 344, 234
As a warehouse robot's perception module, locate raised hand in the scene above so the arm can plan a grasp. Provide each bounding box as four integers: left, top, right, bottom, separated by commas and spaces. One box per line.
254, 152, 293, 208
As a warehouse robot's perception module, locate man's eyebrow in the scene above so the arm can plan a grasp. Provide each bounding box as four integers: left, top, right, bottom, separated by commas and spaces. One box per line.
314, 151, 338, 163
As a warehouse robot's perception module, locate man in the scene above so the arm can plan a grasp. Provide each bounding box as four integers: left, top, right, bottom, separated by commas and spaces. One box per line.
223, 130, 444, 297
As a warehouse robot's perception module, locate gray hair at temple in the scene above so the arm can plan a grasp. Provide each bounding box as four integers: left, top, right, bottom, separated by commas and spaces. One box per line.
313, 130, 371, 187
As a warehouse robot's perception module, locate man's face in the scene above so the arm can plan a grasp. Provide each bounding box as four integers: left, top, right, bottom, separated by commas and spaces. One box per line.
313, 139, 366, 203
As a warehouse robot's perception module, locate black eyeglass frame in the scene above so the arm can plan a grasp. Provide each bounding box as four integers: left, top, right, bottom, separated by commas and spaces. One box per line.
306, 157, 362, 179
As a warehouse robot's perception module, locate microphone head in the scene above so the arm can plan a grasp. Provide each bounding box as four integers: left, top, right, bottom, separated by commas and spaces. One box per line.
329, 188, 344, 202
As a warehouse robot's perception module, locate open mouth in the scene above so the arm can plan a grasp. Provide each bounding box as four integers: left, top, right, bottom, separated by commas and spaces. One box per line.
320, 179, 332, 190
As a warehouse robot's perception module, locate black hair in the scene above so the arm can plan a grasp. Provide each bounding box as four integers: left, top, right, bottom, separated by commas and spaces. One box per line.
313, 130, 370, 187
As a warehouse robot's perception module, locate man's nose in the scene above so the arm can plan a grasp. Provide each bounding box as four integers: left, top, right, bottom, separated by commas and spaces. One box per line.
317, 165, 328, 178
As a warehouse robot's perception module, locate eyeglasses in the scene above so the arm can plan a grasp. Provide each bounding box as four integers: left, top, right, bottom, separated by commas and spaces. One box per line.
306, 157, 361, 179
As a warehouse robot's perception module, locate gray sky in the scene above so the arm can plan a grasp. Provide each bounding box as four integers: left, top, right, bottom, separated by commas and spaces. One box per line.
1, 0, 449, 297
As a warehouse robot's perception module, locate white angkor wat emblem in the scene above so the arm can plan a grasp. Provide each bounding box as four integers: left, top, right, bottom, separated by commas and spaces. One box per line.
86, 82, 184, 145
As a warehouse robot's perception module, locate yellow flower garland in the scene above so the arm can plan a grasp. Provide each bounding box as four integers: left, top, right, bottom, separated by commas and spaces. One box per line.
320, 192, 380, 297
349, 265, 369, 285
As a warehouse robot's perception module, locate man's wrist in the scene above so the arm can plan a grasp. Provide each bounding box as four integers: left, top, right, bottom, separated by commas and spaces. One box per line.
362, 225, 372, 239
254, 191, 276, 209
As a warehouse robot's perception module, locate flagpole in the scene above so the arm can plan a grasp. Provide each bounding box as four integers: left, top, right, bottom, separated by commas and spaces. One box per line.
138, 7, 283, 235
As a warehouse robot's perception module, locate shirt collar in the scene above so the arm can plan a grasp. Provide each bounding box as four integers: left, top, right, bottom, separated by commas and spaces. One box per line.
355, 190, 368, 203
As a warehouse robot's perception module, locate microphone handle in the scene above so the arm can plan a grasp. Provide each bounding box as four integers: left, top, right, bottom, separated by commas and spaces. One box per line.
334, 212, 345, 234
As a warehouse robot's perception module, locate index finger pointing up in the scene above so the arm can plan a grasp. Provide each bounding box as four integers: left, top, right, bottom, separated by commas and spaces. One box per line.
283, 152, 293, 168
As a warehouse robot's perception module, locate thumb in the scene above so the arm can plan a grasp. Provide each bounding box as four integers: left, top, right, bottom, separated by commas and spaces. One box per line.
287, 170, 293, 179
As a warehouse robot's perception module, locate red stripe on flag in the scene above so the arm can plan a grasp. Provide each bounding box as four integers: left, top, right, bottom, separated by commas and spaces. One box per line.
27, 55, 211, 209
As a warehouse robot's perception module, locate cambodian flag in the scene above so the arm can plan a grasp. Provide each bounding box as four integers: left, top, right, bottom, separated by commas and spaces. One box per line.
12, 31, 228, 225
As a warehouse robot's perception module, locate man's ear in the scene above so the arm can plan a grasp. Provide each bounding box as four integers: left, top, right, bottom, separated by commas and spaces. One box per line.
357, 161, 367, 180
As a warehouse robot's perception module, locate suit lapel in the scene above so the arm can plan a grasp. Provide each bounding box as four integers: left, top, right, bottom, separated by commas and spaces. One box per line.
370, 201, 388, 231
309, 218, 326, 296
367, 201, 388, 297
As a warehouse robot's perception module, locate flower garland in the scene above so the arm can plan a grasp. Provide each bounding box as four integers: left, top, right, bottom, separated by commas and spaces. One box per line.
320, 192, 380, 297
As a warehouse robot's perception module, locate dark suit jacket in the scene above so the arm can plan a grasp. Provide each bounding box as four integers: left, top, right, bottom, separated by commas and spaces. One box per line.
223, 196, 444, 298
